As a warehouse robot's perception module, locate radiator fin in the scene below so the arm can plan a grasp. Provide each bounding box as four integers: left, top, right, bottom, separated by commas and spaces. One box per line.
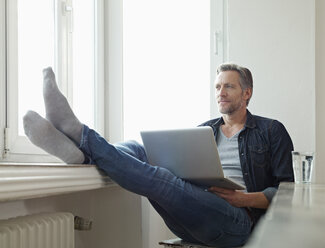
0, 212, 74, 248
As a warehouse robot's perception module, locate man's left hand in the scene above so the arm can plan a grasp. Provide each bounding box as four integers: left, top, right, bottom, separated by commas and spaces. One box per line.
208, 186, 270, 209
208, 187, 247, 208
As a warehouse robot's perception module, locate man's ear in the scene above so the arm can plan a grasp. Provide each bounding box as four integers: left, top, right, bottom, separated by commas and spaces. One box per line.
243, 88, 252, 102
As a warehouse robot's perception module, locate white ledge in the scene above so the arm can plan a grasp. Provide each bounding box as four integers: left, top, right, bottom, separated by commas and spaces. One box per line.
0, 163, 114, 202
246, 182, 325, 248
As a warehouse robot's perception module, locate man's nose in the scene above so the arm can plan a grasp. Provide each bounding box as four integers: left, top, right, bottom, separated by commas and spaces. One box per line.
217, 86, 227, 97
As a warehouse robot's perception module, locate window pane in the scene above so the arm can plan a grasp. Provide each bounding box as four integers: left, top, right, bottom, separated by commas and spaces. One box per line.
17, 0, 96, 136
18, 0, 55, 135
72, 1, 95, 129
123, 0, 211, 141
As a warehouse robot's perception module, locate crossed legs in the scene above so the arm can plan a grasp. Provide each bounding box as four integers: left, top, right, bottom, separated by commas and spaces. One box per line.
23, 68, 252, 247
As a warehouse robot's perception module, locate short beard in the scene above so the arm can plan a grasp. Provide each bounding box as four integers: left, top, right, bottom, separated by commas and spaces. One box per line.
219, 101, 245, 115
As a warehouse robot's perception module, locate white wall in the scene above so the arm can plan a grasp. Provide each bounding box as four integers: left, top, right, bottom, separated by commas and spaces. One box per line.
0, 187, 142, 248
226, 0, 325, 182
0, 0, 6, 157
226, 0, 315, 153
315, 0, 325, 183
141, 198, 175, 248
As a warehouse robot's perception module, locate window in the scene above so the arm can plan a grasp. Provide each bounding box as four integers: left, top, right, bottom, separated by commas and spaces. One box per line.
122, 0, 225, 141
121, 1, 226, 246
1, 0, 225, 161
2, 0, 104, 162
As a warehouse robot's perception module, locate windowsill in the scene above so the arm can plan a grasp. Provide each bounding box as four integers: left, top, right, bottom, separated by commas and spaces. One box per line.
0, 163, 114, 202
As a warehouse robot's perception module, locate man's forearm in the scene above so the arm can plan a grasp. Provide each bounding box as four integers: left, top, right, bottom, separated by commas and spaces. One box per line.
244, 192, 269, 209
208, 187, 270, 209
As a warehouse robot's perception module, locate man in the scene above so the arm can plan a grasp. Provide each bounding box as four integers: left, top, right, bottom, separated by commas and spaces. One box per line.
200, 63, 294, 224
23, 63, 293, 248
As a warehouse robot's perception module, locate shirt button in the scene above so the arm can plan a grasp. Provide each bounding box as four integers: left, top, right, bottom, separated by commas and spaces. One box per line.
241, 153, 244, 156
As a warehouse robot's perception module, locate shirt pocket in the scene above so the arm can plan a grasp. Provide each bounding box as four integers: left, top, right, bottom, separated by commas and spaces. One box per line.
249, 145, 270, 168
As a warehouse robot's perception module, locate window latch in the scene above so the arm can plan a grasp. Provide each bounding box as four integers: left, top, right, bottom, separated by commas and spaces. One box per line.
65, 5, 73, 12
63, 3, 73, 33
214, 31, 222, 55
3, 128, 10, 157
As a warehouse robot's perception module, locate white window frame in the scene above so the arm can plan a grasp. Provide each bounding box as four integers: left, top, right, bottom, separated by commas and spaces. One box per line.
1, 0, 105, 163
0, 0, 225, 162
0, 0, 6, 160
106, 0, 227, 143
210, 0, 228, 118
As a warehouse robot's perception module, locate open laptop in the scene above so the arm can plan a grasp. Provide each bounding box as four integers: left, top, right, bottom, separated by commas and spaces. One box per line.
140, 126, 245, 190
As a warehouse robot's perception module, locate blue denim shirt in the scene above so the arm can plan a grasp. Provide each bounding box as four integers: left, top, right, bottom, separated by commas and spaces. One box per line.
199, 110, 294, 223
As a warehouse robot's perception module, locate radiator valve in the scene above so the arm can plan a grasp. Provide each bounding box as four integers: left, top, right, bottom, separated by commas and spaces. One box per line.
74, 216, 92, 231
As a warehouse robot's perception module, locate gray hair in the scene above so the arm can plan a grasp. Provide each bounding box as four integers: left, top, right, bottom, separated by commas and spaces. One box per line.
216, 63, 253, 105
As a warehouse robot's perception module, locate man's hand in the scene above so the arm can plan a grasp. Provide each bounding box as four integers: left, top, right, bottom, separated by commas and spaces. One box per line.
208, 187, 270, 209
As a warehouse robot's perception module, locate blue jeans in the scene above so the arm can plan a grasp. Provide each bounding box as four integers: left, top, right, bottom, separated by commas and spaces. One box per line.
80, 125, 252, 247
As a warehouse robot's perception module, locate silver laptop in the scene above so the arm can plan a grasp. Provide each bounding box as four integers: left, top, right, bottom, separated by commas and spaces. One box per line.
140, 126, 245, 190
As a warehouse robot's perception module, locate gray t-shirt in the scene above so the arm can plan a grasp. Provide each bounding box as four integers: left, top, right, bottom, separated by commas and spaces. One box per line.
217, 127, 246, 189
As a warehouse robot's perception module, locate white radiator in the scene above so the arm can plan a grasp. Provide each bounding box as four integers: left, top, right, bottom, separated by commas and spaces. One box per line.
0, 212, 74, 248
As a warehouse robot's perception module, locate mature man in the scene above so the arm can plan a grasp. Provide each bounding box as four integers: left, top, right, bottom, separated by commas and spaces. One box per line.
200, 64, 294, 224
23, 63, 294, 248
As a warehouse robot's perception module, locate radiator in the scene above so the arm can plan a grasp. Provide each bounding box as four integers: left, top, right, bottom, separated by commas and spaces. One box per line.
0, 212, 74, 248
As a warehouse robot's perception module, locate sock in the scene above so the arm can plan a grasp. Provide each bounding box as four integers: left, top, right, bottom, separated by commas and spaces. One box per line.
43, 67, 83, 145
23, 110, 85, 164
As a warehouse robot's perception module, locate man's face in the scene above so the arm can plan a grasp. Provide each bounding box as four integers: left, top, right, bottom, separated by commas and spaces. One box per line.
215, 70, 251, 115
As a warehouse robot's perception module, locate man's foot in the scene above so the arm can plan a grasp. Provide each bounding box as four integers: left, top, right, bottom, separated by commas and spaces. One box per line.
43, 67, 82, 145
23, 111, 85, 164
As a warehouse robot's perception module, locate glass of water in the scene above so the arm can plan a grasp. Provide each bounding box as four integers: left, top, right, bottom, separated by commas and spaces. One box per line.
292, 151, 314, 183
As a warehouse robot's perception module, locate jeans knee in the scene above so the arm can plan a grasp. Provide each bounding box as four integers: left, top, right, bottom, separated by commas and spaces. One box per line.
115, 140, 148, 162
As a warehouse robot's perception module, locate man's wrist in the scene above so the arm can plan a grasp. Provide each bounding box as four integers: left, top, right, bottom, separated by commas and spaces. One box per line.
245, 192, 269, 209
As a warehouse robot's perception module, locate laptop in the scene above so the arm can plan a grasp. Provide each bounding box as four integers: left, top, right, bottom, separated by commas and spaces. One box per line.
140, 126, 245, 190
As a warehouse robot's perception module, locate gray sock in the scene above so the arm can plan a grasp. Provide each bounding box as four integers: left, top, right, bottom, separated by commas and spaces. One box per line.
23, 111, 85, 164
43, 67, 83, 145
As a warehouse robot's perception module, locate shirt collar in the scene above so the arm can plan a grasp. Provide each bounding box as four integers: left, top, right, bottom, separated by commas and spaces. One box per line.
245, 110, 256, 129
212, 109, 256, 129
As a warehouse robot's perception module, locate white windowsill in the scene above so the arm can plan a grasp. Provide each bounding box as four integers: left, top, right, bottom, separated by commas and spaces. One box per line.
0, 163, 114, 202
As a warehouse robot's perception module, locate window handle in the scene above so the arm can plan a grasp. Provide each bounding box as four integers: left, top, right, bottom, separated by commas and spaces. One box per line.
214, 31, 221, 55
65, 5, 72, 12
63, 3, 73, 33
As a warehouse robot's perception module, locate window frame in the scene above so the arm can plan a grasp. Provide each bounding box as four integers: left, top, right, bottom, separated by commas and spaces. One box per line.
0, 0, 8, 159
106, 0, 227, 143
0, 0, 225, 162
1, 0, 105, 163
